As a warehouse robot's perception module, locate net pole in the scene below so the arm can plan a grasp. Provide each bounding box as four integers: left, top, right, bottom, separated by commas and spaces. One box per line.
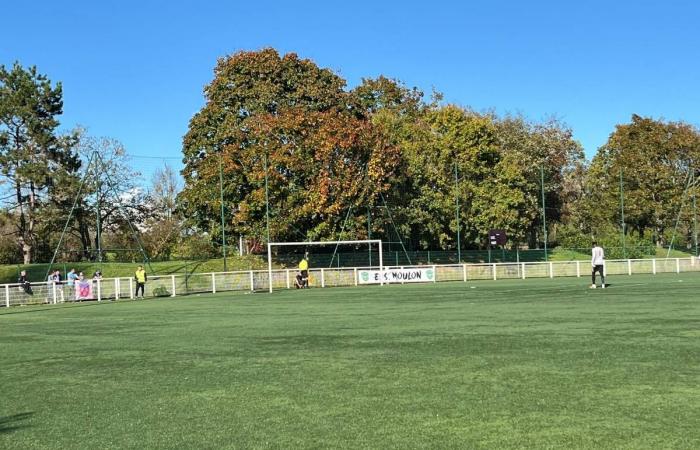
267, 243, 273, 293
219, 152, 227, 272
454, 162, 461, 263
540, 165, 548, 262
95, 152, 102, 267
378, 241, 384, 286
264, 153, 271, 246
367, 206, 372, 266
693, 171, 698, 257
619, 168, 626, 258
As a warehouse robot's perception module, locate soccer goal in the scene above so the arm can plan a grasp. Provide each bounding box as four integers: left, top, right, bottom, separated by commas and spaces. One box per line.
266, 239, 384, 292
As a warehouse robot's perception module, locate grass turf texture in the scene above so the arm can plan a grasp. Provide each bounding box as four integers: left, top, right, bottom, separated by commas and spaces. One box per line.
1, 274, 698, 449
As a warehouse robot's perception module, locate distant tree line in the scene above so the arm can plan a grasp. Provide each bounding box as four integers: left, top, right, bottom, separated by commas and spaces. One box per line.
3, 50, 700, 264
179, 49, 700, 257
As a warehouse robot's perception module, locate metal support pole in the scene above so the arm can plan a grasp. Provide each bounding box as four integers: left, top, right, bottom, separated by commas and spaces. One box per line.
367, 206, 372, 266
264, 153, 271, 247
95, 153, 102, 265
619, 168, 626, 258
693, 172, 698, 257
267, 243, 273, 293
540, 165, 548, 262
378, 242, 384, 285
219, 153, 227, 272
454, 162, 461, 263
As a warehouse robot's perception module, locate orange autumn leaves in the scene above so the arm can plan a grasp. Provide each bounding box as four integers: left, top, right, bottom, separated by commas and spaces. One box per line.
233, 108, 399, 239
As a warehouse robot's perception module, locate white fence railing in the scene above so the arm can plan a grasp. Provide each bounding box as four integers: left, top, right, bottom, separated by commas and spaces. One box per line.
1, 257, 697, 308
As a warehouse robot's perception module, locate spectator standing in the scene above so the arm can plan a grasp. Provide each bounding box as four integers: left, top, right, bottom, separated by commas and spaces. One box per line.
66, 269, 78, 287
134, 265, 147, 298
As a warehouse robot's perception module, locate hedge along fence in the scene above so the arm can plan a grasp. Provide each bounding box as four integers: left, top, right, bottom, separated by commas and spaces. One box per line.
2, 257, 698, 308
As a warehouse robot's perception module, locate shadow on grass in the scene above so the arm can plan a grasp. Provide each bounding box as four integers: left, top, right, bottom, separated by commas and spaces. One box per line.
0, 412, 33, 434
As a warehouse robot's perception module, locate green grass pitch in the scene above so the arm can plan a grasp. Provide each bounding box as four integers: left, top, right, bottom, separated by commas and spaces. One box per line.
1, 274, 698, 449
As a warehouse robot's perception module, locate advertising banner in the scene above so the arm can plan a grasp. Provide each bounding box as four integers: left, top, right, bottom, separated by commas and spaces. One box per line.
358, 268, 435, 284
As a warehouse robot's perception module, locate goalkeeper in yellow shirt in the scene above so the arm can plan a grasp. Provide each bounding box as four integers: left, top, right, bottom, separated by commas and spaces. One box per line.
298, 255, 309, 288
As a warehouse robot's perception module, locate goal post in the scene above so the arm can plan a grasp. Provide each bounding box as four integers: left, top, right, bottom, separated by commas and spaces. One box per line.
267, 239, 384, 292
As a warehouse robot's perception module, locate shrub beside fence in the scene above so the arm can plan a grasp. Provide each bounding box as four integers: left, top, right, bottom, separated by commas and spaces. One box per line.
2, 257, 697, 308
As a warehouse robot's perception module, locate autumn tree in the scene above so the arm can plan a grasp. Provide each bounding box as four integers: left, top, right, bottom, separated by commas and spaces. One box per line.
179, 49, 348, 245
243, 108, 399, 241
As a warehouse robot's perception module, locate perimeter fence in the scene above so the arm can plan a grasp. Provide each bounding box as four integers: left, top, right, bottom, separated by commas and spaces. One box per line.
2, 256, 697, 308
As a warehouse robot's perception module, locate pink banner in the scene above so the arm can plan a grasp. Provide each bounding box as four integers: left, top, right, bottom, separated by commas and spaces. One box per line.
75, 281, 94, 300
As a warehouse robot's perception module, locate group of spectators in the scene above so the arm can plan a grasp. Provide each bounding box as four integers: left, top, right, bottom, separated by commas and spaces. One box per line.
46, 268, 104, 285
17, 268, 105, 297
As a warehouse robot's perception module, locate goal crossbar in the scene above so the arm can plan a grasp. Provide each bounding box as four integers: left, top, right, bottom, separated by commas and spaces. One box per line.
267, 239, 384, 292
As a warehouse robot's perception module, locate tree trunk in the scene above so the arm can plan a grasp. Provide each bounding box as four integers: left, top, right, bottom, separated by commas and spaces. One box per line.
15, 181, 33, 264
77, 215, 92, 260
22, 241, 32, 265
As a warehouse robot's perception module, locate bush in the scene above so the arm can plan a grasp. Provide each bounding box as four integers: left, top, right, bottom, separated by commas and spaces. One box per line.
0, 235, 21, 265
151, 286, 171, 297
172, 234, 219, 260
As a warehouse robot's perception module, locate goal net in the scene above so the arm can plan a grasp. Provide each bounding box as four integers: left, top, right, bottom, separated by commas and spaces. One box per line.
266, 240, 384, 292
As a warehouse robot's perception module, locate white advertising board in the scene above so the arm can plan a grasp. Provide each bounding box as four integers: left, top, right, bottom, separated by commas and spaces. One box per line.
358, 268, 435, 284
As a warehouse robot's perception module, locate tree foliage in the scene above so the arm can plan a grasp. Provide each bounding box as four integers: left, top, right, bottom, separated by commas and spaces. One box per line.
5, 53, 700, 265
179, 49, 348, 243
0, 62, 80, 263
178, 49, 594, 252
577, 114, 700, 245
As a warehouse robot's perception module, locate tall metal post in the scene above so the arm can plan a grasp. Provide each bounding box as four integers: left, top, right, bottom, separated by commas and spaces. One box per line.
693, 171, 698, 257
540, 165, 548, 262
267, 243, 273, 293
219, 152, 227, 272
454, 162, 461, 263
264, 153, 271, 245
619, 168, 626, 258
367, 206, 372, 266
95, 152, 102, 265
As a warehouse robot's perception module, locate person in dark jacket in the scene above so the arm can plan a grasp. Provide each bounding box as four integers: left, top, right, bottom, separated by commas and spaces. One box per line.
18, 270, 33, 295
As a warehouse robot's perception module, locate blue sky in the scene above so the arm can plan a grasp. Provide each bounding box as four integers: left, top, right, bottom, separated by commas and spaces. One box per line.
2, 0, 699, 173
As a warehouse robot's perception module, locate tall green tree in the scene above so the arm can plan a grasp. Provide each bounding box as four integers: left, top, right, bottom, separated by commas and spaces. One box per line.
495, 115, 585, 247
0, 62, 80, 263
398, 105, 535, 250
580, 115, 700, 245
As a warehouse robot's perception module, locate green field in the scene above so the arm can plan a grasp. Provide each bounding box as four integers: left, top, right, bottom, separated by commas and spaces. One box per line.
1, 274, 698, 449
